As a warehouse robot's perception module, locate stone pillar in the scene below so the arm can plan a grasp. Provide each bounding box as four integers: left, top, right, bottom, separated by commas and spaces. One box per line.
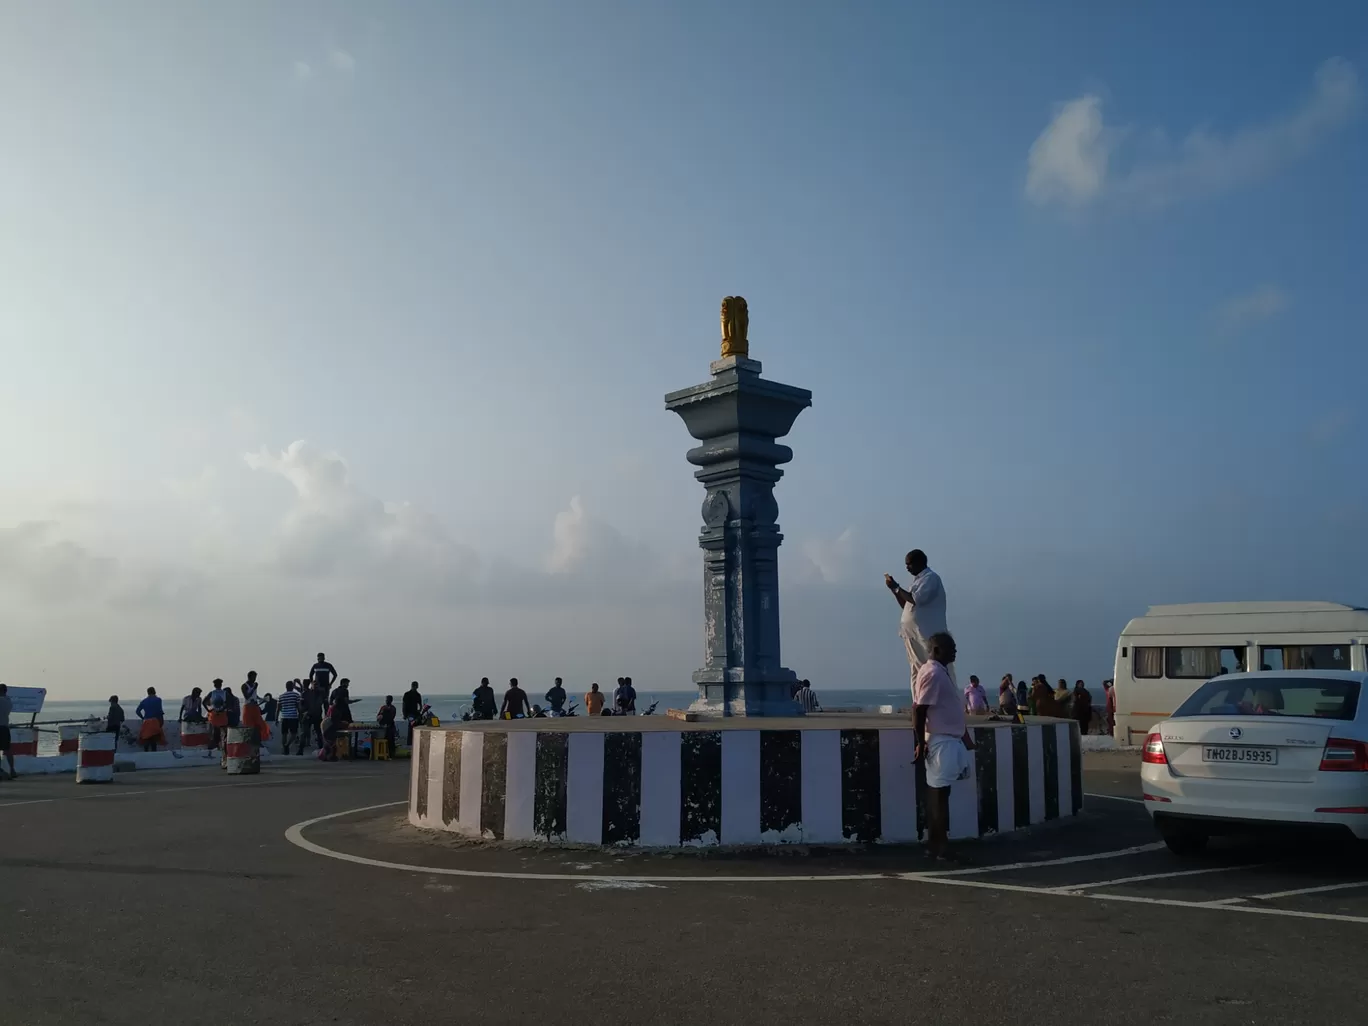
665, 340, 812, 716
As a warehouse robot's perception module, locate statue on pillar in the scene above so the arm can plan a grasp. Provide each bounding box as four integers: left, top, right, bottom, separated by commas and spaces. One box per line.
720, 296, 749, 359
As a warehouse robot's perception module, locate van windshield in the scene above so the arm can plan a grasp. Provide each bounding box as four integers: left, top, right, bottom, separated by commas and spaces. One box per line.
1172, 677, 1360, 720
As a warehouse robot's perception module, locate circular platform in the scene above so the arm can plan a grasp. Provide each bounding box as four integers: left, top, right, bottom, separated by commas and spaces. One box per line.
409, 715, 1083, 848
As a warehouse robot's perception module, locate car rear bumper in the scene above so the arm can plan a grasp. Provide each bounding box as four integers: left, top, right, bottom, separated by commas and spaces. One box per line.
1141, 766, 1368, 839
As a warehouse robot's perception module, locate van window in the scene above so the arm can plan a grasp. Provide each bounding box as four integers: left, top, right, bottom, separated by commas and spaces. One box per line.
1133, 647, 1163, 679
1165, 647, 1224, 679
1259, 645, 1351, 672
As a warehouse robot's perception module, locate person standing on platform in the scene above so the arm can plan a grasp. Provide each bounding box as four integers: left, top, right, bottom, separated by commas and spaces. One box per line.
584, 682, 605, 716
544, 678, 567, 716
309, 652, 338, 709
885, 549, 955, 697
472, 678, 498, 720
262, 692, 279, 723
998, 677, 1020, 720
224, 687, 241, 729
501, 678, 531, 719
240, 674, 271, 746
402, 682, 423, 743
1072, 680, 1093, 736
277, 681, 302, 755
964, 675, 989, 716
613, 677, 637, 715
1016, 679, 1029, 711
1104, 679, 1116, 735
135, 687, 165, 752
377, 695, 398, 753
0, 683, 15, 781
106, 695, 126, 738
913, 632, 973, 862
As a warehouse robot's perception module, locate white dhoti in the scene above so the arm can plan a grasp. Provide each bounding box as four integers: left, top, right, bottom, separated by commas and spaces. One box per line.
903, 631, 957, 691
924, 733, 972, 788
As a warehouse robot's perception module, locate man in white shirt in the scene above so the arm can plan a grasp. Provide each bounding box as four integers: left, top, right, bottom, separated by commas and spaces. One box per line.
884, 548, 955, 695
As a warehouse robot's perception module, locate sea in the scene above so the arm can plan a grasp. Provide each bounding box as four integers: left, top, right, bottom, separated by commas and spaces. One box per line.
26, 687, 917, 755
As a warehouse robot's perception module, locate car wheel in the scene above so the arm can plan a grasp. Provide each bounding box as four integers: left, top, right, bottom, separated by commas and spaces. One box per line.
1160, 825, 1209, 856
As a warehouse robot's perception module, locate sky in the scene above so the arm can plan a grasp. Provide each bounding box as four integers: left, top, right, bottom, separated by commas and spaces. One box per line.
2, 2, 1366, 700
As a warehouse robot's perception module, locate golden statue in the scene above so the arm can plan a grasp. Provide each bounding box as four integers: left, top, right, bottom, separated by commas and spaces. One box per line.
720, 296, 749, 358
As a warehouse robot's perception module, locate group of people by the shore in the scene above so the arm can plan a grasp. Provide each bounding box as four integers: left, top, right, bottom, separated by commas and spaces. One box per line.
464, 676, 642, 720
962, 674, 1116, 736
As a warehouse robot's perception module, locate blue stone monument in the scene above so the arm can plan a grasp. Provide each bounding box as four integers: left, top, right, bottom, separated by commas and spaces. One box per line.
665, 297, 812, 716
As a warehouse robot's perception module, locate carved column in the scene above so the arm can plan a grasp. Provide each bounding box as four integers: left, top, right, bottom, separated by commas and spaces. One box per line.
665, 338, 812, 716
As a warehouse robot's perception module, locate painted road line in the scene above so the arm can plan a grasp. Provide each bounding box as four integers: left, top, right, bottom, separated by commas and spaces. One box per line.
1043, 863, 1266, 894
1239, 879, 1368, 902
1084, 793, 1145, 805
0, 772, 383, 809
900, 871, 1368, 924
922, 841, 1165, 876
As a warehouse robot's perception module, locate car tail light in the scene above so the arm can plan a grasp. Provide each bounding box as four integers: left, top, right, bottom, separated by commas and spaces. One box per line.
1318, 738, 1368, 772
1315, 806, 1368, 813
1142, 733, 1167, 764
1142, 793, 1171, 803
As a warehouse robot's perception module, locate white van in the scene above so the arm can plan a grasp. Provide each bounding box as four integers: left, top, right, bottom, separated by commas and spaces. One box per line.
1113, 602, 1368, 745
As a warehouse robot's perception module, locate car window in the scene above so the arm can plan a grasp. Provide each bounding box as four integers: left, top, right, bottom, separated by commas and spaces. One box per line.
1173, 677, 1360, 721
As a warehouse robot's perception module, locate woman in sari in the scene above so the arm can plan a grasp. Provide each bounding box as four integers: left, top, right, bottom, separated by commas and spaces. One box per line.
240, 678, 272, 745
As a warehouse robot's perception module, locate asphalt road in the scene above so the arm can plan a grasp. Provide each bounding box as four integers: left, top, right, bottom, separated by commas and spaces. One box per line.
3, 752, 1367, 1025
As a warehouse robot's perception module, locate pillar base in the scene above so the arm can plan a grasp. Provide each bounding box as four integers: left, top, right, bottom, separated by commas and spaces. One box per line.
689, 671, 803, 717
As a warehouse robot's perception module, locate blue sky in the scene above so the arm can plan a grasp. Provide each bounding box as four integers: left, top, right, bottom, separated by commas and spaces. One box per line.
1, 2, 1365, 698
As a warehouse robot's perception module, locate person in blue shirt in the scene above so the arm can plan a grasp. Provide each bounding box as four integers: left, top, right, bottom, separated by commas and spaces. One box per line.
135, 687, 166, 752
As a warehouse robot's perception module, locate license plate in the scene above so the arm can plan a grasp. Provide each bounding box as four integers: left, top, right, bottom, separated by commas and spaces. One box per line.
1202, 745, 1277, 765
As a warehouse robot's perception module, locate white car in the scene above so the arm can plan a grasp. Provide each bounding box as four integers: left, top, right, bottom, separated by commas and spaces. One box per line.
1140, 670, 1368, 854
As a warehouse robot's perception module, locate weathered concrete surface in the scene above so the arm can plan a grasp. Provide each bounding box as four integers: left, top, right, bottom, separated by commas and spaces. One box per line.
4, 755, 1368, 1026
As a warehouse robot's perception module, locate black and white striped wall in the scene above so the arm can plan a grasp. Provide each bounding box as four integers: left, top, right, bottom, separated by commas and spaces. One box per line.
408, 722, 1083, 847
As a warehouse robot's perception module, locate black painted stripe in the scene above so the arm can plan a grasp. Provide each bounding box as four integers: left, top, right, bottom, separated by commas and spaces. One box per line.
679, 731, 722, 844
839, 730, 881, 842
914, 747, 927, 841
1069, 722, 1083, 815
480, 732, 508, 839
441, 731, 462, 827
1041, 725, 1060, 821
974, 727, 997, 835
759, 730, 802, 837
602, 731, 643, 845
415, 731, 430, 820
1011, 726, 1030, 830
533, 732, 569, 840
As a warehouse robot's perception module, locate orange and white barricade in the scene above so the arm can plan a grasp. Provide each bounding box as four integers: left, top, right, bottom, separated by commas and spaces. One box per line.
9, 727, 38, 758
180, 719, 210, 749
76, 732, 117, 783
223, 727, 260, 775
58, 724, 82, 755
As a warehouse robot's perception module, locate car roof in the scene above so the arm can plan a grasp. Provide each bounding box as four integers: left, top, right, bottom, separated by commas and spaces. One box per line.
1206, 670, 1368, 684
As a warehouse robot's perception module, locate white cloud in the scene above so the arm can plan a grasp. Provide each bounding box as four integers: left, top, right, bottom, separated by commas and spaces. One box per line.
1215, 284, 1289, 336
243, 440, 480, 597
328, 47, 356, 74
800, 527, 860, 584
293, 61, 314, 81
1025, 95, 1115, 207
1027, 58, 1360, 208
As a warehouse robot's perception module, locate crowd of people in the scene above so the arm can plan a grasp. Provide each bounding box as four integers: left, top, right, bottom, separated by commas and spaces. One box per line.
463, 676, 644, 720
964, 674, 1116, 735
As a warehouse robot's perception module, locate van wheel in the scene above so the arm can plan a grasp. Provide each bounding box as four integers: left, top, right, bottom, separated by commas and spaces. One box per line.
1160, 825, 1209, 856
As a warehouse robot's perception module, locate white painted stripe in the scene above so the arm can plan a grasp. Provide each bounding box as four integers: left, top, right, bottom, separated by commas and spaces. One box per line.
948, 749, 978, 840
925, 841, 1168, 876
878, 728, 917, 842
994, 728, 1014, 833
1026, 725, 1046, 824
458, 730, 484, 837
1084, 792, 1145, 804
408, 732, 422, 825
502, 731, 537, 841
720, 730, 761, 846
1045, 863, 1264, 893
637, 731, 682, 846
426, 732, 445, 829
799, 730, 843, 843
565, 731, 605, 844
1056, 723, 1072, 816
1244, 879, 1368, 901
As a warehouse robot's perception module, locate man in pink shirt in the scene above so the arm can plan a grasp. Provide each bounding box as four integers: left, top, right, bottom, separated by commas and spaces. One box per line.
914, 632, 974, 860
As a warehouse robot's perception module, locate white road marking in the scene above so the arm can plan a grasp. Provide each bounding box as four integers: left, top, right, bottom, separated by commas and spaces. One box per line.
1241, 879, 1368, 901
1043, 863, 1265, 893
923, 842, 1165, 876
0, 771, 383, 809
1084, 793, 1145, 805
